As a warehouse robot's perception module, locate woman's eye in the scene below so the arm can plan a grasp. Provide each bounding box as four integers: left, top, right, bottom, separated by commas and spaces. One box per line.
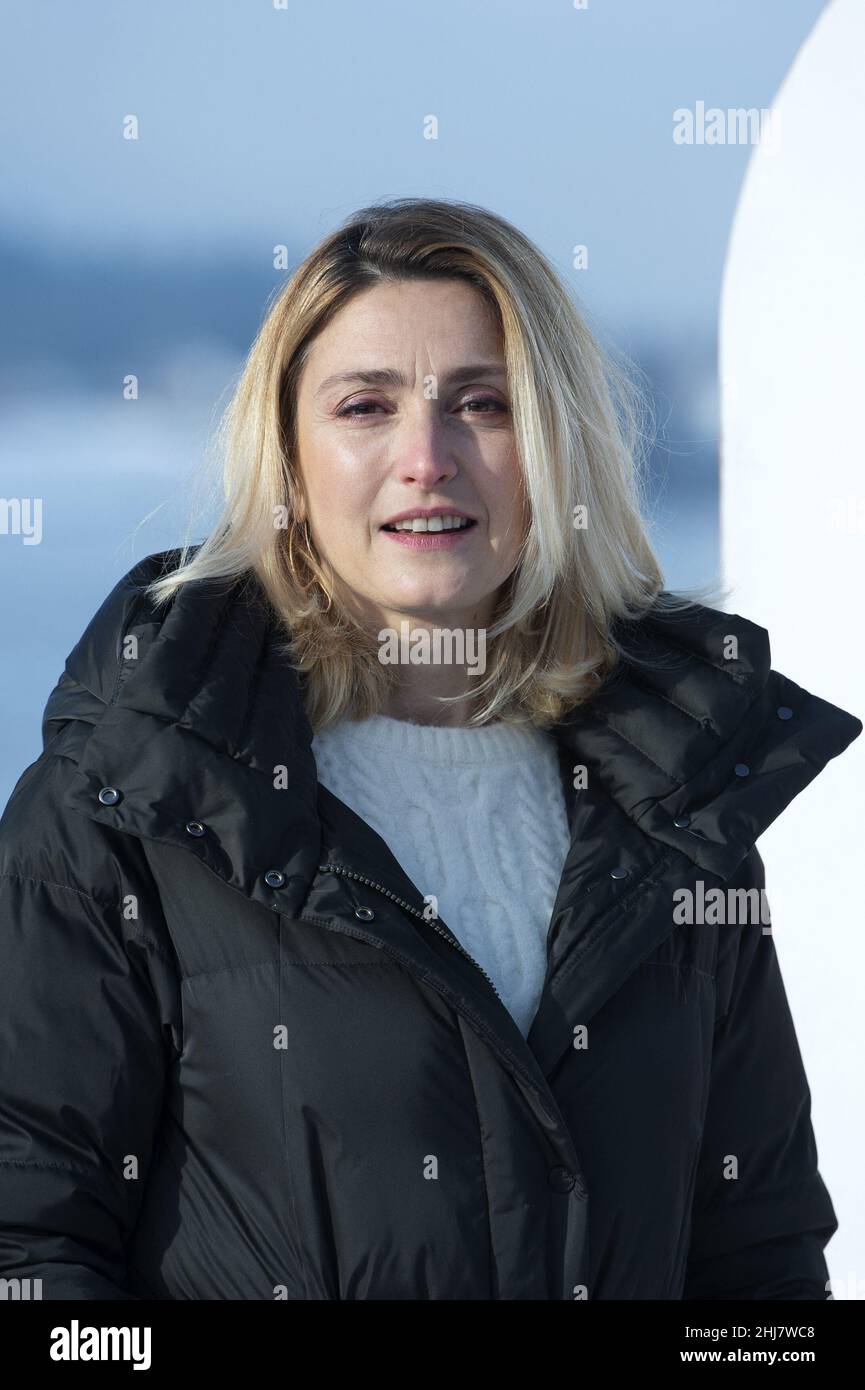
460, 395, 506, 414
337, 398, 384, 417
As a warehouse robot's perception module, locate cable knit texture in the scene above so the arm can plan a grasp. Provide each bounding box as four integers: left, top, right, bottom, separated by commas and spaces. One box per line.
311, 713, 572, 1037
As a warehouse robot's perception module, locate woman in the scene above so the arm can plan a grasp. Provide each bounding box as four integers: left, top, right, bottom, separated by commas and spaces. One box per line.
0, 197, 860, 1301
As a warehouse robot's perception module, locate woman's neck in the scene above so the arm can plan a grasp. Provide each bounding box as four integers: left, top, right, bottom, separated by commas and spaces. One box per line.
380, 686, 480, 727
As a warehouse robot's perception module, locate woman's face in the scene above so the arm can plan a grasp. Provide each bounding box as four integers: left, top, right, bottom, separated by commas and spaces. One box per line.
293, 278, 527, 633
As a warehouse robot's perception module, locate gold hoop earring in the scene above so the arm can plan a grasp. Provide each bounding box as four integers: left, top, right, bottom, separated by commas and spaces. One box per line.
286, 517, 310, 573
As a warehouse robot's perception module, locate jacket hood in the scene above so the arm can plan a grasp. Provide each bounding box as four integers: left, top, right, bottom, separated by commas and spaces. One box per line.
43, 548, 862, 934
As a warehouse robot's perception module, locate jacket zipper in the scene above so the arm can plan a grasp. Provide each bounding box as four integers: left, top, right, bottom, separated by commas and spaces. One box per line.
319, 862, 503, 1003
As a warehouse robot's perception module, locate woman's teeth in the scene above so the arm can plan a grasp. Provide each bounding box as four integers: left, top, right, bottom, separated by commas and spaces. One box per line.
386, 516, 473, 532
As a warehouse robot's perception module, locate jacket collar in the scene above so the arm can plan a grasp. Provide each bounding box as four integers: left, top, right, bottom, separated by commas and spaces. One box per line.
48, 550, 862, 1097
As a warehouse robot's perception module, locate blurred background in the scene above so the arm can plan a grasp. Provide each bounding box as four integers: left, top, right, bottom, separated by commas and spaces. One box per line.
0, 0, 828, 795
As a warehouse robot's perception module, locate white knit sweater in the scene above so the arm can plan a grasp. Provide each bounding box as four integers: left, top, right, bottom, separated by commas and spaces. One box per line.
311, 713, 572, 1037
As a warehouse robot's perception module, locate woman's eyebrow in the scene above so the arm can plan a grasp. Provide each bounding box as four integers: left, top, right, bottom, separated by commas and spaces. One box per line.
314, 363, 508, 396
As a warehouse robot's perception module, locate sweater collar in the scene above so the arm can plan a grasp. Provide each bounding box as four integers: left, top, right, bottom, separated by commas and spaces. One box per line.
311, 710, 555, 765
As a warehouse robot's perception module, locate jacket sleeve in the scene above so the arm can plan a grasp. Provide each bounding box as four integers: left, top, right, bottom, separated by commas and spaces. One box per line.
682, 845, 837, 1300
0, 758, 180, 1300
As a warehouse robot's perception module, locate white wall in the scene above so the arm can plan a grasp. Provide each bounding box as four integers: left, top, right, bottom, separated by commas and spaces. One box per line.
720, 0, 865, 1297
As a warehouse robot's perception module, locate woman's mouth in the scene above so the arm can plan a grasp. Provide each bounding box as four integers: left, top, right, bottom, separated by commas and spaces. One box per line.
380, 517, 478, 549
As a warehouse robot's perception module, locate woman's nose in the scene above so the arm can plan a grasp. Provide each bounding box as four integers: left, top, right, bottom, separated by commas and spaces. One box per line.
391, 417, 459, 487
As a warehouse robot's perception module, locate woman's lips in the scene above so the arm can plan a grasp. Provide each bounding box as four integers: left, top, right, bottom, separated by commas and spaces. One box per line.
380, 522, 478, 550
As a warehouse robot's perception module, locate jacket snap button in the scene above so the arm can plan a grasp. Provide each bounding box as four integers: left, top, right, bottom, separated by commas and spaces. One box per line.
355, 906, 375, 921
777, 705, 793, 720
264, 869, 286, 888
733, 762, 750, 777
610, 867, 628, 880
185, 821, 206, 837
673, 814, 691, 828
548, 1164, 577, 1193
97, 786, 121, 806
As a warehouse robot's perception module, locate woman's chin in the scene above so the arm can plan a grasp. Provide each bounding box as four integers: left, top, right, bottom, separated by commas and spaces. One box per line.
374, 595, 485, 629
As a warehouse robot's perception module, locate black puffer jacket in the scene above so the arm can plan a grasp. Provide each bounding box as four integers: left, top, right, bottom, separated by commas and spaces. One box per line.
0, 550, 860, 1300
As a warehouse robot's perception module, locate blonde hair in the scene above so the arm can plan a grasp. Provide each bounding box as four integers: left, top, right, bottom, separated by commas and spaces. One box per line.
145, 195, 726, 730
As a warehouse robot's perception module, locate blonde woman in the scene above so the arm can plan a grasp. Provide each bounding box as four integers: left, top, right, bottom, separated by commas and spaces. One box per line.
0, 198, 859, 1301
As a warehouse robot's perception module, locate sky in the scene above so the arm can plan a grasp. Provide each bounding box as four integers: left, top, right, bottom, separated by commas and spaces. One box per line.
2, 0, 824, 332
